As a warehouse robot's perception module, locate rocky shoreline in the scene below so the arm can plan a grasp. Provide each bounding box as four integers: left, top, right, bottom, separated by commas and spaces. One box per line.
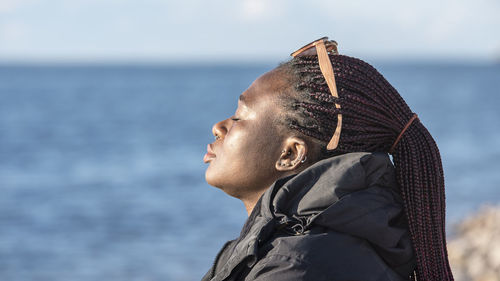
448, 205, 500, 281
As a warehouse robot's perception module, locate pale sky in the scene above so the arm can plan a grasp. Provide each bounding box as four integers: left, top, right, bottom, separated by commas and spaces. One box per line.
0, 0, 499, 63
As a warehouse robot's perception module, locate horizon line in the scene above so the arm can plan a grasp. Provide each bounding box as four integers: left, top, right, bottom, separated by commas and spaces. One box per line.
0, 58, 498, 67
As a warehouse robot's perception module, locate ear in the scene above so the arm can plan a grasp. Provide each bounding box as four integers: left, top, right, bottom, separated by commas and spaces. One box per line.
275, 136, 308, 171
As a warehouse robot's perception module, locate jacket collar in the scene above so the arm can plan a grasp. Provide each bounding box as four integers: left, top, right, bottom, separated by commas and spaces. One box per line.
211, 152, 414, 280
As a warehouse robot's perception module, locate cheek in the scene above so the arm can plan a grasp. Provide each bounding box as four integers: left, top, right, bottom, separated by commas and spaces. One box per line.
224, 129, 250, 154
245, 134, 283, 170
226, 122, 260, 148
228, 125, 276, 159
204, 134, 253, 188
210, 129, 252, 172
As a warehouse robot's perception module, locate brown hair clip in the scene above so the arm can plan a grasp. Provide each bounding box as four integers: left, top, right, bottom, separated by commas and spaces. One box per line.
291, 37, 342, 150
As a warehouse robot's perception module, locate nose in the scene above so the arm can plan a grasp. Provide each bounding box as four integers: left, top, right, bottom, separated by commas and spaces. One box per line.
212, 119, 229, 140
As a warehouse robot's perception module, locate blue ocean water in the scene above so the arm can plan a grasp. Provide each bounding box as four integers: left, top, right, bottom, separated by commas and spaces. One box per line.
0, 62, 499, 280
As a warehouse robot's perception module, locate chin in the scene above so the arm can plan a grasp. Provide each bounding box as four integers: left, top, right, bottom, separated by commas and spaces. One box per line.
204, 166, 222, 188
205, 168, 243, 198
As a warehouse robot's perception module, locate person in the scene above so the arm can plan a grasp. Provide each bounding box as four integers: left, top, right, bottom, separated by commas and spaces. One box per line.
201, 37, 454, 281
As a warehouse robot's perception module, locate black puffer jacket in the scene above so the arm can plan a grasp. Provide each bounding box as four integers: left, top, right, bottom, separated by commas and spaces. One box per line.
202, 152, 416, 281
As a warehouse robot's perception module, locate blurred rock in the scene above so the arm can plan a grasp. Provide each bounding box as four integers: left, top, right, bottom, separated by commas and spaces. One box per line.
448, 205, 500, 281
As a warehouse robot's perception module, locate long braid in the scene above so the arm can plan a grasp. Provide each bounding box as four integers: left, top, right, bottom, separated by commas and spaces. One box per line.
277, 54, 454, 280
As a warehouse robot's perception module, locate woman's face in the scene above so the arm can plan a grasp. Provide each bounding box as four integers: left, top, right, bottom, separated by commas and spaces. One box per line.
204, 68, 290, 199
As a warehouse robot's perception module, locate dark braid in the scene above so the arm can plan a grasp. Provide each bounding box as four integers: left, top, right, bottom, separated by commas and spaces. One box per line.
277, 54, 454, 280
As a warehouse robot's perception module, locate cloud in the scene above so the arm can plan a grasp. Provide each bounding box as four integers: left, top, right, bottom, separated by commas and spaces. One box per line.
0, 0, 36, 13
0, 0, 498, 61
0, 21, 29, 42
241, 0, 267, 20
239, 0, 287, 21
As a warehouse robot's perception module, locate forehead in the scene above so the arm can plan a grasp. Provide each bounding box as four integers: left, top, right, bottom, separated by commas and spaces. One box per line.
239, 68, 289, 105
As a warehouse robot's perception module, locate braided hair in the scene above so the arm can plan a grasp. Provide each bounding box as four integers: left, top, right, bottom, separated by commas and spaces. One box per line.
276, 54, 454, 280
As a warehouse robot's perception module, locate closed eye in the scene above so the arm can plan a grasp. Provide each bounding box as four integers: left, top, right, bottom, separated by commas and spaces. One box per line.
231, 117, 240, 121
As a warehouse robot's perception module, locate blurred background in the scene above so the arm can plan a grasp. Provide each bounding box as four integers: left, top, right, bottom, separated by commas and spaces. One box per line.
1, 0, 499, 280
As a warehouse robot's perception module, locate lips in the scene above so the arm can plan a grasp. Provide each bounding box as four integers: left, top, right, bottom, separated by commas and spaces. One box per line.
203, 144, 216, 163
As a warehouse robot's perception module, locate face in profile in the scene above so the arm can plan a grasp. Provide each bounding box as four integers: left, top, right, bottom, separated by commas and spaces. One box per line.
203, 68, 290, 200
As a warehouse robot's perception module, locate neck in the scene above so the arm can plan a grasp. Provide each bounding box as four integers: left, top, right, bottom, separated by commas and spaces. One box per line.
240, 171, 303, 216
242, 190, 266, 216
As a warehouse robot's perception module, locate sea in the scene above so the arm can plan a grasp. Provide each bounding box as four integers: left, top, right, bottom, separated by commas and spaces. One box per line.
0, 61, 499, 281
